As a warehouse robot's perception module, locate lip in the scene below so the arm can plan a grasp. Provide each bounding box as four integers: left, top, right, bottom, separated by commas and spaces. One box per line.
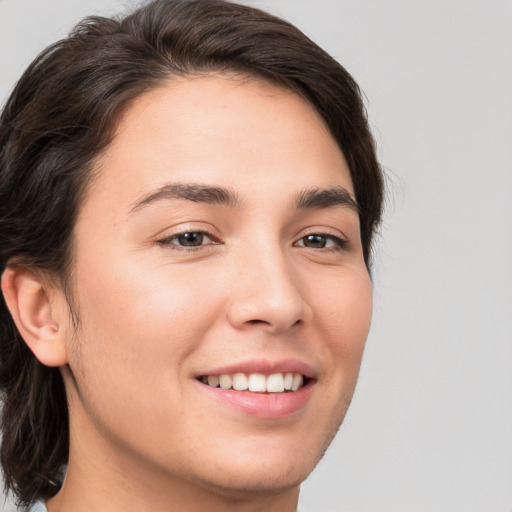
196, 358, 317, 379
197, 379, 315, 419
194, 358, 317, 419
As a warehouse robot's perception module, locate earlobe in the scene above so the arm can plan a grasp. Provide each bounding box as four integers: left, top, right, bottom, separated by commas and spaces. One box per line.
1, 267, 68, 367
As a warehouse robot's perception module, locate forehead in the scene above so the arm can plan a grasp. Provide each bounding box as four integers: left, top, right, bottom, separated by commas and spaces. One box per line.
85, 73, 353, 216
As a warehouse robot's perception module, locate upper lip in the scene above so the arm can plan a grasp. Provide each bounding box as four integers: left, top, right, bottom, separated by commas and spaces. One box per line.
196, 359, 317, 379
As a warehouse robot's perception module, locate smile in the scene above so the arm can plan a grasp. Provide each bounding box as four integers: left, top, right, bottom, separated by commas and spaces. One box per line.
199, 372, 305, 393
195, 362, 316, 419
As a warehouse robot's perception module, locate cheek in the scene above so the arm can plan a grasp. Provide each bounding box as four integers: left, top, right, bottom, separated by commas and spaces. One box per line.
311, 267, 373, 375
65, 257, 228, 442
69, 255, 226, 375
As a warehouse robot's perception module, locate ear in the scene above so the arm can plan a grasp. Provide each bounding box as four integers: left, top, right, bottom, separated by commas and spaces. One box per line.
1, 266, 69, 367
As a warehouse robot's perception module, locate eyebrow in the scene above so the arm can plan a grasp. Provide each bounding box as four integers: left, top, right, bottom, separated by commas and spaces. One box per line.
130, 183, 241, 212
294, 187, 359, 213
129, 182, 358, 214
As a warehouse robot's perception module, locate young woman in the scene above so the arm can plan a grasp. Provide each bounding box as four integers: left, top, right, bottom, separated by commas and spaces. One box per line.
0, 1, 383, 510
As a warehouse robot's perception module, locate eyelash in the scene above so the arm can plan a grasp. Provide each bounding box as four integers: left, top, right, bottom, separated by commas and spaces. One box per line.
294, 233, 348, 251
156, 230, 219, 251
156, 230, 348, 252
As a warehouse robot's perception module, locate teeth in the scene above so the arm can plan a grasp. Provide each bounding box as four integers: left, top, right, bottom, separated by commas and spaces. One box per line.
248, 373, 267, 392
219, 374, 232, 390
202, 372, 305, 393
207, 375, 219, 387
291, 374, 303, 392
232, 373, 248, 391
267, 373, 285, 393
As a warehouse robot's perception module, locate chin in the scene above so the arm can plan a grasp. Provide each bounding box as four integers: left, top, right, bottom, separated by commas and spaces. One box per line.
191, 459, 311, 500
183, 429, 334, 500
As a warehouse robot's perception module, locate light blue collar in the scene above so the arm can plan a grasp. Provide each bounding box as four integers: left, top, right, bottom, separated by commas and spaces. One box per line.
27, 501, 47, 512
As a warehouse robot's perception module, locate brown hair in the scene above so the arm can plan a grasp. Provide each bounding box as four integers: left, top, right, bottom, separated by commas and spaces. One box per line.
0, 0, 383, 505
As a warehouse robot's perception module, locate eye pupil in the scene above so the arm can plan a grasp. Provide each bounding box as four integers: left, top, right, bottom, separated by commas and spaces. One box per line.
304, 234, 326, 248
177, 232, 204, 246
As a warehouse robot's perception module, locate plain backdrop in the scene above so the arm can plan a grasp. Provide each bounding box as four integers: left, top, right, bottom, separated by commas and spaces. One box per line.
1, 1, 511, 511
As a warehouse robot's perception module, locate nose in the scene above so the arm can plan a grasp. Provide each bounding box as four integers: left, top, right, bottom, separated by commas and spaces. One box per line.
226, 245, 312, 334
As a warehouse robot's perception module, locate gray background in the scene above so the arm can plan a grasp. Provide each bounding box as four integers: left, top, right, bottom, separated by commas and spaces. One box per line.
1, 1, 511, 511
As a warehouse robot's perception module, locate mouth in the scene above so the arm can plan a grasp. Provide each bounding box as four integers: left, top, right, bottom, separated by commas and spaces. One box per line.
194, 361, 316, 419
197, 372, 308, 393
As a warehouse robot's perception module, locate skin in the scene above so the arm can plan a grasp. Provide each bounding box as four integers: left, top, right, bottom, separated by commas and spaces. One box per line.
4, 74, 373, 512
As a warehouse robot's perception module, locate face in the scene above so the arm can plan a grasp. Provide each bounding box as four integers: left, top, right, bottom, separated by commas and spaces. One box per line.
61, 74, 372, 498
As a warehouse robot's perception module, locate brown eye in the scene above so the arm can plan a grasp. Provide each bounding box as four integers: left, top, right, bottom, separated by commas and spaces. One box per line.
294, 233, 346, 250
302, 234, 327, 248
158, 231, 215, 249
176, 232, 206, 246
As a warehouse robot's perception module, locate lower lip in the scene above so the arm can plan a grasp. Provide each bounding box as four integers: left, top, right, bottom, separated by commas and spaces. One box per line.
197, 380, 315, 419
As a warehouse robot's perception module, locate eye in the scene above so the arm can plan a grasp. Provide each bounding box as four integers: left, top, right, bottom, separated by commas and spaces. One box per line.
158, 231, 216, 249
294, 233, 346, 250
